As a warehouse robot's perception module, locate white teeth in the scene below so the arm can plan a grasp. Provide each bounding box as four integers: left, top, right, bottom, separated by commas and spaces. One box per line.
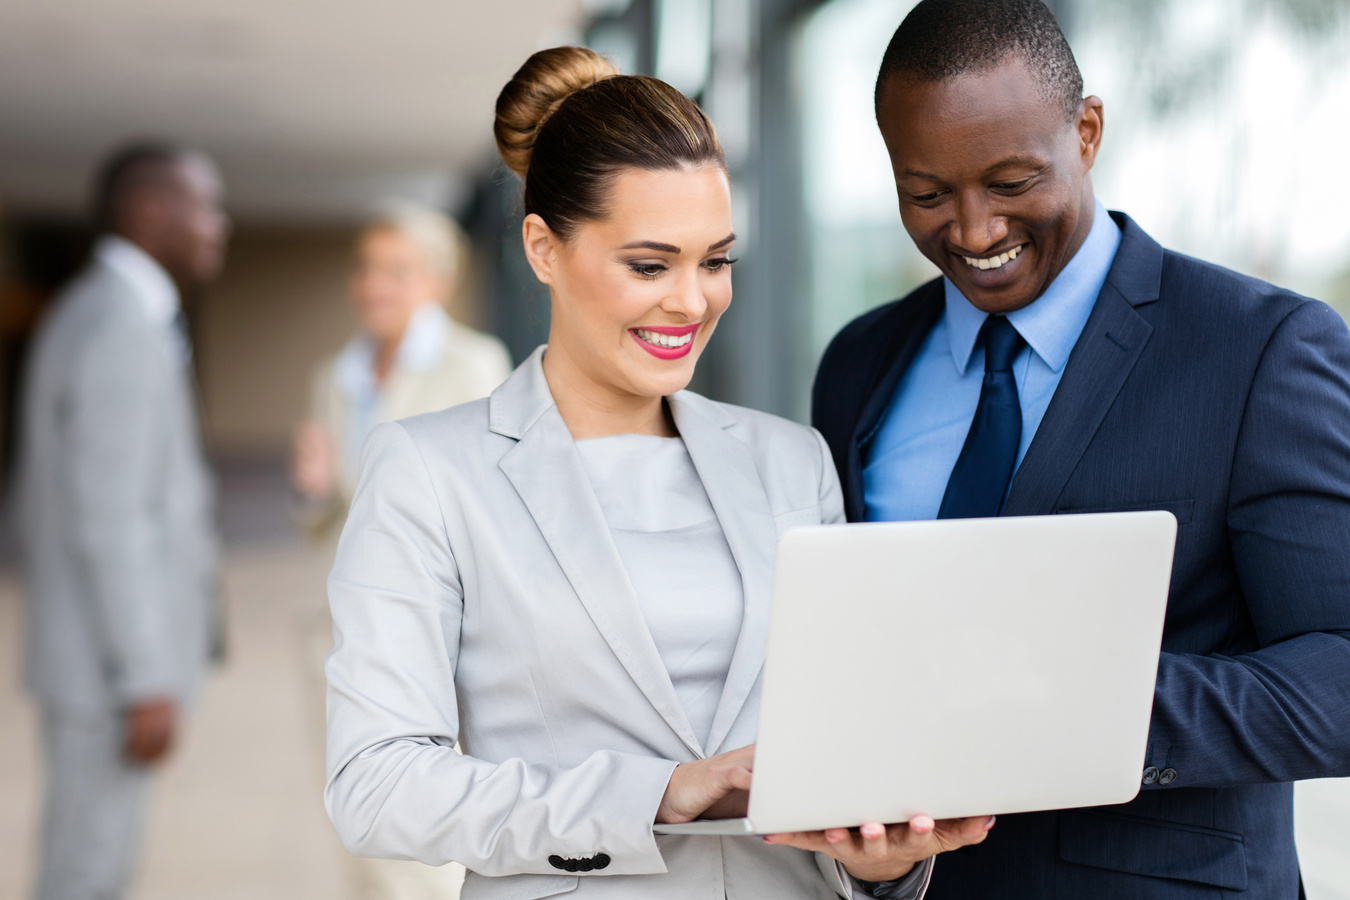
963, 245, 1022, 270
636, 329, 693, 349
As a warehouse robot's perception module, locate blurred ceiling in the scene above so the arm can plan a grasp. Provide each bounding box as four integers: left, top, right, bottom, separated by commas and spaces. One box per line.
0, 0, 588, 223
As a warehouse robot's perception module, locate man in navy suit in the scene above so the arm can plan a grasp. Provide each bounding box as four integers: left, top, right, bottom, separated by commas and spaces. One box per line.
811, 1, 1350, 897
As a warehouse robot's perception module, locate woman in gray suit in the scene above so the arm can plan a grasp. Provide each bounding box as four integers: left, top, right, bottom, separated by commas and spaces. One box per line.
324, 47, 991, 900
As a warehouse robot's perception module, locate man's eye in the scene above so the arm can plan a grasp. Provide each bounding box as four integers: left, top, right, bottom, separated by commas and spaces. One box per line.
911, 192, 942, 204
992, 180, 1030, 192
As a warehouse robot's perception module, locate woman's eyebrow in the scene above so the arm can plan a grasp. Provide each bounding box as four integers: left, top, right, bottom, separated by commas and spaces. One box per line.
619, 240, 681, 253
617, 233, 736, 254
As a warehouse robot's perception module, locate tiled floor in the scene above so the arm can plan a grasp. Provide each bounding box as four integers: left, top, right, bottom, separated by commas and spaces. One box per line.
0, 544, 356, 900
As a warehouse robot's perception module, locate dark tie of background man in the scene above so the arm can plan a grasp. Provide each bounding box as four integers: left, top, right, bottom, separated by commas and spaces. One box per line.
938, 315, 1026, 519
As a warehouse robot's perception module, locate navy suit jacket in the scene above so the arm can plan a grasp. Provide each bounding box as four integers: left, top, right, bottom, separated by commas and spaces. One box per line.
812, 213, 1350, 899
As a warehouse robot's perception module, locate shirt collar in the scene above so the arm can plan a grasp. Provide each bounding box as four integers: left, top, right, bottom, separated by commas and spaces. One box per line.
334, 303, 452, 401
943, 200, 1122, 375
93, 234, 180, 328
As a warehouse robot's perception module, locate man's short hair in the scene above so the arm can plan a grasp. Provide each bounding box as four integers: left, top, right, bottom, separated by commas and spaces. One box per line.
93, 141, 191, 232
875, 0, 1084, 122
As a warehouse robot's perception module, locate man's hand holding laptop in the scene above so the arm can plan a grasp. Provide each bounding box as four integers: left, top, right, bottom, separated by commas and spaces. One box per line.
656, 742, 995, 882
765, 811, 995, 883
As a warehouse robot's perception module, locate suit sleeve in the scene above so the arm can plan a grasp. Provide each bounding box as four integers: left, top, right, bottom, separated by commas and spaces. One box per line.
1147, 300, 1350, 786
814, 427, 847, 526
67, 323, 176, 704
324, 423, 678, 875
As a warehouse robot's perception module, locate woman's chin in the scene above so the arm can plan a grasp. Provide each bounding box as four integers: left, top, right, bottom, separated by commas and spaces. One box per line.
626, 364, 697, 400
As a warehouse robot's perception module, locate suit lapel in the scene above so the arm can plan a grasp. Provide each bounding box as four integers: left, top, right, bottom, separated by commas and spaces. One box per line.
493, 352, 703, 758
847, 284, 945, 519
1003, 213, 1162, 516
670, 393, 778, 756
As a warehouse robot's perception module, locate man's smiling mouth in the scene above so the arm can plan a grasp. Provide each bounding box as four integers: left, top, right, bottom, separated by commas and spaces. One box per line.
961, 245, 1023, 270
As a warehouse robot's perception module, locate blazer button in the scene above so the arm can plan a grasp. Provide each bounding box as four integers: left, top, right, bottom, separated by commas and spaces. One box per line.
1142, 766, 1159, 785
594, 853, 611, 870
576, 859, 595, 872
548, 855, 566, 870
1159, 768, 1178, 785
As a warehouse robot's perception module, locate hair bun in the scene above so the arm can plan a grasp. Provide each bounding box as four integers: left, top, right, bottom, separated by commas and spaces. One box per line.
494, 46, 619, 179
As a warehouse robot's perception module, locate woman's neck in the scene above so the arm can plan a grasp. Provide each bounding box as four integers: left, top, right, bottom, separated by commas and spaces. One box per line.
372, 336, 400, 386
542, 343, 675, 440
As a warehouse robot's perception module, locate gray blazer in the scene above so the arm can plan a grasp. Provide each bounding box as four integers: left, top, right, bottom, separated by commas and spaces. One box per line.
325, 347, 870, 900
18, 255, 220, 712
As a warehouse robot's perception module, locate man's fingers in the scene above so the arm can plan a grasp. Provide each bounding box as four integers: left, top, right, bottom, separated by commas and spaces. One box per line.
765, 831, 831, 853
932, 815, 995, 851
860, 822, 890, 861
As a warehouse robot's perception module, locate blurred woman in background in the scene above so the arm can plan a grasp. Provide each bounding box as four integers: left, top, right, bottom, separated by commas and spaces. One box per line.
291, 202, 512, 538
294, 202, 511, 900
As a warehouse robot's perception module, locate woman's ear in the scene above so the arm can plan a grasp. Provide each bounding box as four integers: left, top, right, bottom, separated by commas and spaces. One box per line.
522, 214, 560, 284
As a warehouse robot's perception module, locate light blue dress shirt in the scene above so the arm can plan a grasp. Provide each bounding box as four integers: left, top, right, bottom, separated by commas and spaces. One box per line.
863, 202, 1122, 522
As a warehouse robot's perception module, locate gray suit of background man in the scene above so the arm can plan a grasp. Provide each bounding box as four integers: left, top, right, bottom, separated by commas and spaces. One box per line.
16, 144, 230, 900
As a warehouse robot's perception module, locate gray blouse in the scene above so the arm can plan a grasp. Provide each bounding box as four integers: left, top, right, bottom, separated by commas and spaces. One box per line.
576, 432, 930, 900
575, 433, 744, 747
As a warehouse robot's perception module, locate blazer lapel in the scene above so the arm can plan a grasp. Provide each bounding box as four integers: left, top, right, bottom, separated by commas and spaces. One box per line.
847, 284, 945, 519
492, 350, 704, 758
1003, 213, 1163, 516
670, 393, 778, 756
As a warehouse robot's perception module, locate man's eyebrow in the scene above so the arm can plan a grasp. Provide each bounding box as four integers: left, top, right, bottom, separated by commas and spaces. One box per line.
619, 240, 681, 253
899, 168, 941, 180
984, 155, 1044, 173
708, 233, 736, 251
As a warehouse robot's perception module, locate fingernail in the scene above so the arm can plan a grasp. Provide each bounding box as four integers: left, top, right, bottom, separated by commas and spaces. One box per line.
862, 824, 884, 839
984, 816, 997, 831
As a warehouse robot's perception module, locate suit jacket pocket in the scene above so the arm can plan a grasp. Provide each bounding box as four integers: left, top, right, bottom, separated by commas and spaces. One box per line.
1058, 809, 1247, 890
461, 872, 578, 900
1054, 498, 1195, 526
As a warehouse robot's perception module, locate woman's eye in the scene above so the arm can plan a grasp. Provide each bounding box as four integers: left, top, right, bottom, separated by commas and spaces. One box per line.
629, 263, 667, 278
704, 257, 738, 272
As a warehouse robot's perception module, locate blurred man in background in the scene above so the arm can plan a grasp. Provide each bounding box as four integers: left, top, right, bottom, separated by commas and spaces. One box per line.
17, 143, 229, 900
292, 201, 509, 900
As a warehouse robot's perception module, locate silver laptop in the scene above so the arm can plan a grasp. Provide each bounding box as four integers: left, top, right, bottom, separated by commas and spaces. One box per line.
654, 511, 1176, 836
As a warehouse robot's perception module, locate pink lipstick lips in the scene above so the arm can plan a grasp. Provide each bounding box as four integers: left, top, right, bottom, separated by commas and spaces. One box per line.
630, 323, 700, 360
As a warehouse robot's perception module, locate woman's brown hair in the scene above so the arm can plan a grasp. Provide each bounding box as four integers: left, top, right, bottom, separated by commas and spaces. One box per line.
494, 46, 725, 240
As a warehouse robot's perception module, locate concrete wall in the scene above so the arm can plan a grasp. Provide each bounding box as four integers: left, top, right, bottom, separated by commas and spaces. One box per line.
195, 224, 492, 455
196, 227, 360, 455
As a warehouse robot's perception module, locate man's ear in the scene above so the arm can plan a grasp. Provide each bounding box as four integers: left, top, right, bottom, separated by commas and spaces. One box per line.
522, 214, 561, 284
1078, 95, 1105, 172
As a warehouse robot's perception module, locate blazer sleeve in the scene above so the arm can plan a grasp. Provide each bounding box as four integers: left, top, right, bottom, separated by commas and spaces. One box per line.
1147, 300, 1350, 786
67, 321, 176, 704
814, 427, 847, 526
324, 423, 678, 876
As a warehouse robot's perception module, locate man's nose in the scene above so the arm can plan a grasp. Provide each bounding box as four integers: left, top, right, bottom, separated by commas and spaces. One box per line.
950, 195, 1008, 255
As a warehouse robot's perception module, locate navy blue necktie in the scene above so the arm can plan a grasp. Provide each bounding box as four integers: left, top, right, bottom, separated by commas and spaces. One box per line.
938, 315, 1026, 519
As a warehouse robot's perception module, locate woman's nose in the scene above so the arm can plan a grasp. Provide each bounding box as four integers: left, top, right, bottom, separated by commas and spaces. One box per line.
663, 268, 709, 319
